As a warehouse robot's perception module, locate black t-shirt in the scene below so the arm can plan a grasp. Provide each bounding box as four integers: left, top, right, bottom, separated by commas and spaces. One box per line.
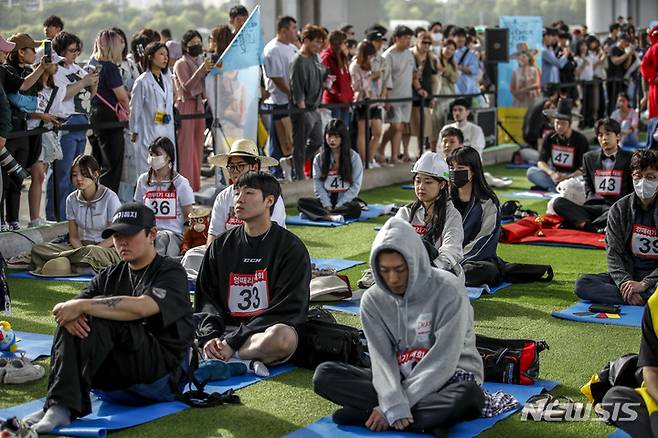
607, 46, 632, 79
539, 130, 590, 174
78, 254, 194, 368
412, 56, 437, 107
92, 60, 123, 107
627, 199, 658, 279
194, 223, 311, 350
639, 301, 658, 368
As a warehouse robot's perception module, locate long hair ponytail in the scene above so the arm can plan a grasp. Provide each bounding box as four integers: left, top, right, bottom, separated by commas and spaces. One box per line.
407, 175, 449, 244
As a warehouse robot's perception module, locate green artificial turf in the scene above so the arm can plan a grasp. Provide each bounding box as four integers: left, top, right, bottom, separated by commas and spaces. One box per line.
1, 163, 638, 437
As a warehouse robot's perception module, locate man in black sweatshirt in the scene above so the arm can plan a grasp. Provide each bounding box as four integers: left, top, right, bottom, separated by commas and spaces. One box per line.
194, 172, 311, 365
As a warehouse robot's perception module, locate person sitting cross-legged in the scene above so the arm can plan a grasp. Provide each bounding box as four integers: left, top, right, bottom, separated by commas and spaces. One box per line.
576, 149, 658, 305
22, 203, 193, 433
313, 218, 518, 434
194, 172, 311, 369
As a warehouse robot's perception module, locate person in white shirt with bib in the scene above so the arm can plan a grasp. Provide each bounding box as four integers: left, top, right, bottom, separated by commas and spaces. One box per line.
297, 119, 363, 222
134, 137, 194, 256
576, 149, 658, 305
129, 42, 175, 177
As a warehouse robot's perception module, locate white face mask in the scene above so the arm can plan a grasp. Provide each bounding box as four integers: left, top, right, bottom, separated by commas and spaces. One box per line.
633, 178, 658, 200
432, 32, 442, 42
148, 155, 168, 171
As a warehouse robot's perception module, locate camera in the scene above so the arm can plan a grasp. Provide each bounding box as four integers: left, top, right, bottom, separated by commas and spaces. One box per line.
0, 147, 30, 187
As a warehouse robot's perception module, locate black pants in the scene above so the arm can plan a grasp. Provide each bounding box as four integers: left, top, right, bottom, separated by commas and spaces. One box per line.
313, 362, 484, 433
90, 104, 124, 193
297, 197, 362, 221
607, 79, 627, 115
463, 258, 502, 287
553, 198, 610, 230
1, 135, 28, 224
581, 83, 595, 128
290, 110, 323, 180
575, 272, 652, 304
601, 386, 658, 438
45, 317, 175, 418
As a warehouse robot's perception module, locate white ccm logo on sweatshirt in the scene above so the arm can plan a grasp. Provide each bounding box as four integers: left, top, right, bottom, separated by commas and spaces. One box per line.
416, 313, 432, 343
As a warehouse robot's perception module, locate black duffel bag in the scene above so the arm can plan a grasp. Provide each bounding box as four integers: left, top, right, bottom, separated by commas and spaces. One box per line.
476, 334, 549, 385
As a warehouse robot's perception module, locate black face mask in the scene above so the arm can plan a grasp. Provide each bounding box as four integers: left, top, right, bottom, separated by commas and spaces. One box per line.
450, 169, 470, 188
187, 45, 203, 57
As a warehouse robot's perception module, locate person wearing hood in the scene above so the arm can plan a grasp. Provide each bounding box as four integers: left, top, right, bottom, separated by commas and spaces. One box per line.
314, 218, 514, 433
321, 30, 354, 129
27, 155, 121, 273
297, 119, 363, 222
133, 137, 194, 257
575, 149, 658, 305
395, 151, 464, 278
129, 41, 175, 177
447, 146, 502, 286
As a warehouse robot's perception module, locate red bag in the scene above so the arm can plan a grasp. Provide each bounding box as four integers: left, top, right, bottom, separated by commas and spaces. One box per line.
476, 335, 549, 385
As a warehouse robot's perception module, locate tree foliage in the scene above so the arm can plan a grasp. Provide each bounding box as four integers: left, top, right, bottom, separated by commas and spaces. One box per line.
0, 0, 229, 58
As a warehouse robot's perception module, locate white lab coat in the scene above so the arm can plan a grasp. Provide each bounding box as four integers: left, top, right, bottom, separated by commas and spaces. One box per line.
129, 70, 176, 176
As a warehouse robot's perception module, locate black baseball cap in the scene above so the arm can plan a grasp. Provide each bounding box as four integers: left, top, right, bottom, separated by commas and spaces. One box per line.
102, 203, 156, 239
366, 31, 386, 42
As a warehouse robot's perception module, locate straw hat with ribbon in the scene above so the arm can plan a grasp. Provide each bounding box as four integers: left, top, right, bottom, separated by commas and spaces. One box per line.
208, 138, 278, 168
30, 257, 81, 278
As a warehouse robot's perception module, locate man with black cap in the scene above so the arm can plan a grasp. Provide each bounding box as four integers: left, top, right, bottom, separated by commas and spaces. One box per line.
438, 98, 485, 157
23, 202, 193, 434
526, 98, 589, 192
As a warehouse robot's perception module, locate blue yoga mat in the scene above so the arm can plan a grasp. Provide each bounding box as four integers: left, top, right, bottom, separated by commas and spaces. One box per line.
609, 429, 630, 438
8, 271, 94, 283
287, 204, 390, 227
503, 191, 554, 200
401, 184, 414, 190
325, 283, 512, 315
505, 163, 534, 169
311, 258, 365, 272
285, 379, 559, 438
0, 331, 53, 361
551, 300, 643, 327
0, 364, 296, 438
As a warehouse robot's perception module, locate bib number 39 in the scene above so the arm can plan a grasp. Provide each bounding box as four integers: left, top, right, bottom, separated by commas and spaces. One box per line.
228, 270, 270, 316
631, 225, 658, 259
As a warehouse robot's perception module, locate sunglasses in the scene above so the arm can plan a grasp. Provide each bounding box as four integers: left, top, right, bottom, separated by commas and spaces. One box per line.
421, 40, 433, 45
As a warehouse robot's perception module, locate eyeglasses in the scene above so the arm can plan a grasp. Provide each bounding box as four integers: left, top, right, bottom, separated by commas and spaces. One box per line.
226, 163, 249, 172
66, 48, 81, 54
421, 40, 433, 45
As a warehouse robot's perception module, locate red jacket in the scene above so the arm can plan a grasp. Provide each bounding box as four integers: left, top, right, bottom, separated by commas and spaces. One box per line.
320, 47, 354, 104
641, 43, 658, 119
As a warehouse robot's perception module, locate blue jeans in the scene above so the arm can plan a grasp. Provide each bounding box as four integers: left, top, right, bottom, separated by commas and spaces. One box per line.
331, 107, 351, 130
46, 114, 89, 221
526, 166, 556, 192
575, 272, 652, 305
621, 132, 639, 148
263, 103, 289, 178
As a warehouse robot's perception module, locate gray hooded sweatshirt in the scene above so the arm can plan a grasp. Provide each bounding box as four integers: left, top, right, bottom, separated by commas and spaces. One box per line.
361, 217, 483, 425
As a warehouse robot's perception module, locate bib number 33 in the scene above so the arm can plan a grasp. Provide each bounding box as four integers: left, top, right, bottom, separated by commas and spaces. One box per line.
228, 270, 270, 316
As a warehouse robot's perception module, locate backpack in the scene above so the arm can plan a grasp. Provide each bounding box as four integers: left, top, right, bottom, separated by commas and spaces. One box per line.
0, 251, 11, 315
476, 335, 549, 385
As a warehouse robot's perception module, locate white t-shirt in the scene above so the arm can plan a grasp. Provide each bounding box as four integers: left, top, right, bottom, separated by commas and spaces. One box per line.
208, 184, 287, 237
53, 62, 91, 118
66, 185, 121, 243
27, 86, 62, 130
134, 172, 195, 235
263, 38, 298, 105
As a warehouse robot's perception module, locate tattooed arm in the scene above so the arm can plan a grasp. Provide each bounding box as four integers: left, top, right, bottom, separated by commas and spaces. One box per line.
52, 295, 160, 325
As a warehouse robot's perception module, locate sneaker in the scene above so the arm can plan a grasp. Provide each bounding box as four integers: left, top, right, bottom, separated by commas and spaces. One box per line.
0, 357, 45, 384
279, 157, 293, 182
0, 223, 9, 232
369, 160, 381, 169
357, 268, 375, 289
0, 417, 38, 438
8, 222, 20, 231
27, 218, 46, 228
328, 214, 345, 223
6, 253, 32, 270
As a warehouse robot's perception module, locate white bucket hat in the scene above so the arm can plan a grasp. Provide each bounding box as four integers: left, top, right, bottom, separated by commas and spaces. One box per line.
208, 138, 279, 168
411, 152, 449, 180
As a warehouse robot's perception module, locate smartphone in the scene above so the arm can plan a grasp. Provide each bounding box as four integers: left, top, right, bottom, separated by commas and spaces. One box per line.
43, 40, 52, 63
588, 304, 621, 314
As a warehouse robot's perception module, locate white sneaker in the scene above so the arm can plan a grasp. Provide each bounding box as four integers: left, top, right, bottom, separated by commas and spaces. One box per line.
6, 253, 32, 270
279, 157, 293, 182
0, 358, 45, 384
369, 160, 381, 169
27, 218, 46, 228
329, 214, 345, 223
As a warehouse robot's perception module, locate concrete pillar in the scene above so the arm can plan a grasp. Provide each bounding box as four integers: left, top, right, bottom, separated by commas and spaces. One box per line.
587, 0, 615, 34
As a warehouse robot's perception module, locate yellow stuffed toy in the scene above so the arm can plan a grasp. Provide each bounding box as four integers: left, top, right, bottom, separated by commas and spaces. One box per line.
0, 321, 18, 352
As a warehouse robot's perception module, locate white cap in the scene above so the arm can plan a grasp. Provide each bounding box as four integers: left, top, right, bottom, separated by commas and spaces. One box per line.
411, 151, 449, 180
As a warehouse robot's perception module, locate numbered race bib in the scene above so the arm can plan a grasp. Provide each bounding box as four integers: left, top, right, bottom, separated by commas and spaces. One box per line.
631, 225, 658, 259
594, 169, 623, 196
412, 224, 427, 236
324, 170, 350, 193
144, 190, 176, 220
228, 269, 270, 316
551, 145, 575, 169
225, 209, 243, 230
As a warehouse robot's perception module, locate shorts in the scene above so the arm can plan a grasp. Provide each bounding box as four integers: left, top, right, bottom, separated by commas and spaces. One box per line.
224, 323, 299, 366
409, 106, 432, 137
386, 102, 412, 124
26, 134, 43, 169
355, 106, 383, 121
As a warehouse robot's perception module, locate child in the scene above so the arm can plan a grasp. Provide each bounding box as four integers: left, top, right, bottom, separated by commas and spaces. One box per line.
447, 146, 501, 286
30, 155, 121, 273
134, 137, 194, 256
297, 119, 363, 222
395, 151, 464, 278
